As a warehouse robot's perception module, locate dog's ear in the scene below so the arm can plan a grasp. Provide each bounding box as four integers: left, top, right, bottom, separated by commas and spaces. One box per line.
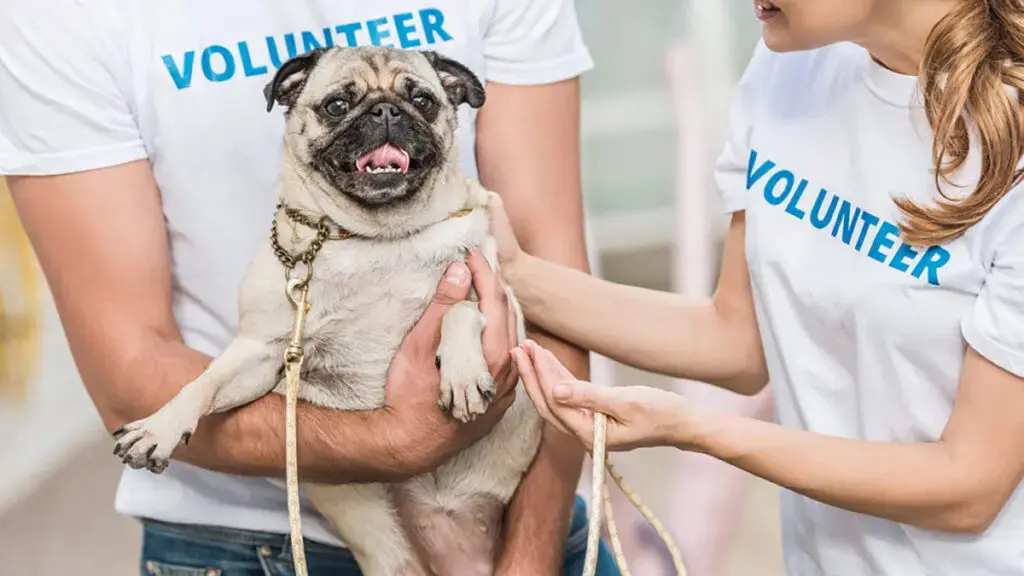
264, 49, 327, 113
421, 51, 486, 110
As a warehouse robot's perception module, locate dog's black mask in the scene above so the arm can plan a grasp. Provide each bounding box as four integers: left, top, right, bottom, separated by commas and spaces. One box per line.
265, 48, 486, 208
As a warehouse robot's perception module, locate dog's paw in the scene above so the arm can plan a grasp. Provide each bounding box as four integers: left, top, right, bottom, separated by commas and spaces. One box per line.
112, 410, 197, 474
437, 352, 496, 423
437, 301, 494, 423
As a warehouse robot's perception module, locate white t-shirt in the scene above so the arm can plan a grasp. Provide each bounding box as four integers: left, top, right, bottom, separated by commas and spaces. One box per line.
0, 0, 592, 546
716, 40, 1024, 575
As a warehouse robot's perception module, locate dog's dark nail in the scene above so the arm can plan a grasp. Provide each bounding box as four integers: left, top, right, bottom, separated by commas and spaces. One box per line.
181, 431, 192, 446
435, 356, 442, 369
112, 427, 125, 437
482, 389, 494, 401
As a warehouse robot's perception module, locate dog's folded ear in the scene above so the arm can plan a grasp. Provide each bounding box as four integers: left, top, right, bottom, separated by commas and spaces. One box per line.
421, 51, 486, 110
264, 49, 328, 113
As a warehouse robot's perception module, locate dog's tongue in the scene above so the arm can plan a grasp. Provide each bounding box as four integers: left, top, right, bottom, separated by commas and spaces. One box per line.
356, 144, 410, 174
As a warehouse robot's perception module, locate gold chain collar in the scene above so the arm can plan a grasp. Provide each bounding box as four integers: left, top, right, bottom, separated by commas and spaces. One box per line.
269, 202, 474, 286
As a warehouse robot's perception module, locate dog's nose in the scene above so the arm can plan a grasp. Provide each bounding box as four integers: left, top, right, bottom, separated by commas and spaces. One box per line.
370, 102, 401, 123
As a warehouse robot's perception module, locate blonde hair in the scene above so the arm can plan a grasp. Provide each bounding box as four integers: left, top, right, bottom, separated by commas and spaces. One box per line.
897, 0, 1024, 245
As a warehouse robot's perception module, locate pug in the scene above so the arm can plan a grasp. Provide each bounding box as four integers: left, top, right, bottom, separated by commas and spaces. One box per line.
111, 46, 544, 576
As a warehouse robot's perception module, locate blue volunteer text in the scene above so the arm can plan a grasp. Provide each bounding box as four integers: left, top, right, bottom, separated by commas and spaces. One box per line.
161, 8, 454, 90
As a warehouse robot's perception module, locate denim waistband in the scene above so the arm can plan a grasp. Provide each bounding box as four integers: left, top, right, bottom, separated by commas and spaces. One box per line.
141, 494, 591, 557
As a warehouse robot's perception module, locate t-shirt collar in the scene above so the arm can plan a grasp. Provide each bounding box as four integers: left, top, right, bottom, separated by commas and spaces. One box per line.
861, 48, 924, 108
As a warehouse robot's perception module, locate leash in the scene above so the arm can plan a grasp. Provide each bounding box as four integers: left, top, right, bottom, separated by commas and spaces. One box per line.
270, 203, 685, 576
284, 275, 311, 576
584, 413, 688, 576
271, 203, 473, 576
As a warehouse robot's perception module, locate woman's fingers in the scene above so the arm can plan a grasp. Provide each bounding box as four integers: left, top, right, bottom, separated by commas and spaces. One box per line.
517, 343, 601, 442
527, 345, 628, 421
513, 347, 571, 435
548, 379, 624, 417
528, 340, 577, 381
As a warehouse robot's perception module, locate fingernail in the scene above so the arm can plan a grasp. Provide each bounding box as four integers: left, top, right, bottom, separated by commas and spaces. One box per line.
445, 265, 469, 286
553, 383, 573, 400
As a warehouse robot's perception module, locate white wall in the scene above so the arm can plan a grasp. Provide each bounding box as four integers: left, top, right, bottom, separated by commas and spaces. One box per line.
0, 288, 104, 514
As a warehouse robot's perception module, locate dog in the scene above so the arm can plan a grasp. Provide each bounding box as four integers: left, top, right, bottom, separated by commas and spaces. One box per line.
111, 46, 544, 576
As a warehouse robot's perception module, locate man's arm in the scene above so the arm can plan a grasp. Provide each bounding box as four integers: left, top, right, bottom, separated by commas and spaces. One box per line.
8, 162, 509, 484
476, 78, 590, 572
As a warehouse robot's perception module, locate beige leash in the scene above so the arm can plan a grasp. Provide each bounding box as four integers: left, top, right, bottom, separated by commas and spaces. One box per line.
272, 205, 684, 576
583, 413, 688, 576
284, 275, 311, 576
280, 298, 689, 576
273, 205, 474, 576
280, 293, 688, 576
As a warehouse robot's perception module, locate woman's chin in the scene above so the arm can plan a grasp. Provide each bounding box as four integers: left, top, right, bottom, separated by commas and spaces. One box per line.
762, 23, 835, 54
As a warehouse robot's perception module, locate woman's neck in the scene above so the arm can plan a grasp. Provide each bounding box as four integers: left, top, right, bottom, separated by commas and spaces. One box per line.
856, 0, 961, 75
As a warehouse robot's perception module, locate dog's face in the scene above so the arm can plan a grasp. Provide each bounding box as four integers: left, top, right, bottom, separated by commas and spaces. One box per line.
265, 47, 485, 209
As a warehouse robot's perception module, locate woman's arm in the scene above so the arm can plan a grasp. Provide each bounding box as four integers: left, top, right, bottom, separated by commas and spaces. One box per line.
501, 210, 769, 395
9, 162, 516, 484
692, 345, 1024, 534
517, 342, 1024, 535
475, 77, 591, 573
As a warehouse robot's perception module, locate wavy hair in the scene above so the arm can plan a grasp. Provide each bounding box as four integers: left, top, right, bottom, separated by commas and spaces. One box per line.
897, 0, 1024, 245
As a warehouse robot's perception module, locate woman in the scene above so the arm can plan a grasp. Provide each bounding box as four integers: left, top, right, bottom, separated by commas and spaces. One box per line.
483, 0, 1024, 574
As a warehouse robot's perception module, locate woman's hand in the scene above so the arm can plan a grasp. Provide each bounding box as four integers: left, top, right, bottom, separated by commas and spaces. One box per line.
513, 340, 704, 452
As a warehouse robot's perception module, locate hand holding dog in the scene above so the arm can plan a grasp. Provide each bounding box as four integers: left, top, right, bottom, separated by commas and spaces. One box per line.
385, 255, 520, 474
514, 340, 707, 452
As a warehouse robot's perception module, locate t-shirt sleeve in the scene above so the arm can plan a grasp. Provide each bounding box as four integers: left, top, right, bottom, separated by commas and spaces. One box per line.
0, 0, 146, 176
481, 0, 594, 85
714, 40, 774, 214
962, 192, 1024, 378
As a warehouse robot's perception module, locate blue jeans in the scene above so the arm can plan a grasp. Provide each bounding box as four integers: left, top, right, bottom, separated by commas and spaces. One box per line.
139, 495, 620, 575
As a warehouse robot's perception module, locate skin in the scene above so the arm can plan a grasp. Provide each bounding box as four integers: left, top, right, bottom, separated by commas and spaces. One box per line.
482, 0, 1024, 537
9, 164, 518, 484
474, 78, 591, 574
758, 0, 959, 74
8, 72, 588, 572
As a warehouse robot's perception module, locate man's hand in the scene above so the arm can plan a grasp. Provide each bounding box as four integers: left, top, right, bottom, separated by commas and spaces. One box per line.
382, 257, 520, 475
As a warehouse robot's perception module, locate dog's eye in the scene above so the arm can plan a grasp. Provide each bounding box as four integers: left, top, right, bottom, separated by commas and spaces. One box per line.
324, 98, 350, 117
412, 94, 433, 110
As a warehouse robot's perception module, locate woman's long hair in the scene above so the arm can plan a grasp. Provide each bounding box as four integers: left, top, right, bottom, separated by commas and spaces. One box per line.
897, 0, 1024, 245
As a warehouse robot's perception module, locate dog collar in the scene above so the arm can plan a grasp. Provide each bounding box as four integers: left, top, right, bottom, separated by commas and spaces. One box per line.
269, 202, 475, 279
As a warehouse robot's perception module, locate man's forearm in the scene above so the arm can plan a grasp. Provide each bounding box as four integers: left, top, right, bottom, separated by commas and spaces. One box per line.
108, 335, 413, 484
499, 330, 588, 572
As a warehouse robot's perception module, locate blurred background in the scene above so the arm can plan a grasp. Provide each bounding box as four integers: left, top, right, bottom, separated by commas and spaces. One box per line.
0, 2, 780, 575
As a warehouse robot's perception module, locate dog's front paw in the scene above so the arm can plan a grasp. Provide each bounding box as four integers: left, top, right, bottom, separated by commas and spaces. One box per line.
112, 409, 197, 474
438, 352, 496, 423
437, 302, 495, 423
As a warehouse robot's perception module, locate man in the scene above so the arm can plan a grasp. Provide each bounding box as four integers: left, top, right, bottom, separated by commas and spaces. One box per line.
0, 0, 616, 573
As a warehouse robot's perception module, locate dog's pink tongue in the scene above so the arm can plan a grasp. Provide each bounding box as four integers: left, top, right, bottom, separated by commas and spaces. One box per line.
356, 144, 410, 173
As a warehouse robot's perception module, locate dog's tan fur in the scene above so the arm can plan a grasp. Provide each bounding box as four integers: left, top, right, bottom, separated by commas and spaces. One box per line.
112, 47, 543, 576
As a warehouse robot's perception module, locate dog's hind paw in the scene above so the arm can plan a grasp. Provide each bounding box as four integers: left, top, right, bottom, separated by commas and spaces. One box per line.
112, 412, 196, 474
